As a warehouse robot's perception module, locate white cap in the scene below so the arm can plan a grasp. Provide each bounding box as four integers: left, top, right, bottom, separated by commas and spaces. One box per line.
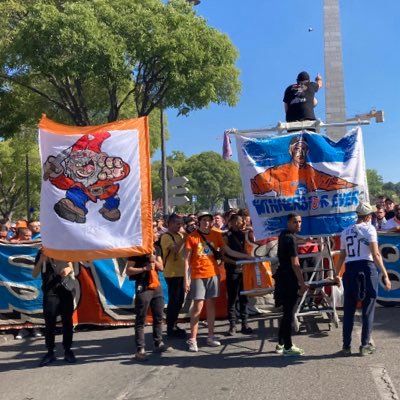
356, 202, 376, 216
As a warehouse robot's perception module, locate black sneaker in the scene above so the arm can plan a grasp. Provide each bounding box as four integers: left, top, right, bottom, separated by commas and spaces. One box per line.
154, 342, 171, 353
64, 349, 77, 363
39, 351, 56, 367
167, 327, 187, 338
241, 325, 253, 335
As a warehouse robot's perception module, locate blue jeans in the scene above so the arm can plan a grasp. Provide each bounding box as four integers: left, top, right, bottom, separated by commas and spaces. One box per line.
342, 260, 378, 348
66, 186, 120, 213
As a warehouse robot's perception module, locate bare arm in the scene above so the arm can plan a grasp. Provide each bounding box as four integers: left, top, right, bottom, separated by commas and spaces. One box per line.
59, 262, 74, 278
369, 242, 391, 290
223, 244, 253, 261
333, 249, 346, 286
183, 248, 192, 293
155, 256, 164, 272
32, 253, 46, 278
126, 260, 151, 276
315, 73, 323, 89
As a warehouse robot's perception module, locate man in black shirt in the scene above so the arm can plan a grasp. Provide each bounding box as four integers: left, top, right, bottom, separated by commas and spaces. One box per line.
283, 71, 323, 125
274, 213, 308, 356
223, 214, 253, 336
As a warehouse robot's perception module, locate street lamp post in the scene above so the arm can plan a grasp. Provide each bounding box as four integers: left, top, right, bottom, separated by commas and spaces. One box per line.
160, 107, 169, 217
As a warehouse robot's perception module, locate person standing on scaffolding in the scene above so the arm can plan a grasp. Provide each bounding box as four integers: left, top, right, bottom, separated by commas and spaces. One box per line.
335, 202, 391, 356
274, 213, 308, 356
283, 71, 323, 131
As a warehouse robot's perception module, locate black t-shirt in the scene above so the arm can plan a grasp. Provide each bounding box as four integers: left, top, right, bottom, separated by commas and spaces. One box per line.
283, 81, 319, 122
277, 229, 298, 272
127, 254, 150, 283
223, 229, 245, 269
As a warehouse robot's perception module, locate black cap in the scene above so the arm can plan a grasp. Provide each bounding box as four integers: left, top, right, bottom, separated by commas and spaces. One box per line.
297, 71, 310, 82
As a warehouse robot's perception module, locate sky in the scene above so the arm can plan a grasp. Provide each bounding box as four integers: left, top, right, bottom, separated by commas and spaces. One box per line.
154, 0, 400, 183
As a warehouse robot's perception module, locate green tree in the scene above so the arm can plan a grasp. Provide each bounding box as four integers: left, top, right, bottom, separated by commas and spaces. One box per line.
0, 0, 240, 154
382, 182, 399, 203
366, 169, 384, 202
180, 151, 242, 211
151, 150, 187, 202
0, 129, 41, 220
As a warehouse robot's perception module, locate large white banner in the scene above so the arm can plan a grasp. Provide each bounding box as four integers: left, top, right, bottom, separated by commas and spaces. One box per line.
38, 116, 153, 261
236, 128, 368, 239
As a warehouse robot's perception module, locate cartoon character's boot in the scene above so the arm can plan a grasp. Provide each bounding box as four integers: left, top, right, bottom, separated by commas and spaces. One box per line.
99, 207, 121, 222
54, 198, 86, 223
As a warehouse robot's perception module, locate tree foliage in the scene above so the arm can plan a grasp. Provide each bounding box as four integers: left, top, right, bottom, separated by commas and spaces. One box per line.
366, 169, 384, 202
0, 0, 240, 155
0, 129, 41, 220
151, 151, 243, 212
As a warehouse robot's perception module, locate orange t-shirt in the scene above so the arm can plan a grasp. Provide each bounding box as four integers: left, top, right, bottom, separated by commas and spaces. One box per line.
185, 230, 224, 279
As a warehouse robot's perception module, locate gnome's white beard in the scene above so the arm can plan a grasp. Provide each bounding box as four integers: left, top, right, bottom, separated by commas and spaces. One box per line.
66, 167, 102, 187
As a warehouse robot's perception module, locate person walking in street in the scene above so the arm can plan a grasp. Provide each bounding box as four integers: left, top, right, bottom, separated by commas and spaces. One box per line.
335, 202, 391, 356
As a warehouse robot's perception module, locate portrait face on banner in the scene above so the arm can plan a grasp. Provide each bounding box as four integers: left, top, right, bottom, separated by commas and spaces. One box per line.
236, 128, 368, 239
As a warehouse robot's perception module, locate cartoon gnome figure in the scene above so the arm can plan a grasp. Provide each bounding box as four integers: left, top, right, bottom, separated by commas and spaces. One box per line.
43, 132, 130, 223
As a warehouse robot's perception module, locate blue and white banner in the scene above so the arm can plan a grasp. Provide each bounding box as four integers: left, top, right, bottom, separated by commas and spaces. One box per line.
236, 128, 368, 238
0, 243, 169, 328
378, 233, 400, 304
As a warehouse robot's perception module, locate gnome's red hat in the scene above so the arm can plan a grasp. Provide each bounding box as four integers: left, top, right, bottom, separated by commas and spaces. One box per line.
71, 132, 111, 153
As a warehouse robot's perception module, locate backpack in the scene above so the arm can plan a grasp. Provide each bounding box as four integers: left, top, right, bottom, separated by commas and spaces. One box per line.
159, 232, 176, 264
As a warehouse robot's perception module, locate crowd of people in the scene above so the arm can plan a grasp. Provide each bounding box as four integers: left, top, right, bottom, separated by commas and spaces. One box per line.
0, 193, 397, 365
371, 196, 400, 232
141, 208, 257, 359
0, 219, 41, 243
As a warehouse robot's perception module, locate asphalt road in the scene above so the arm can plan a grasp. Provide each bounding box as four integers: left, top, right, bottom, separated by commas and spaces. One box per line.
0, 307, 399, 400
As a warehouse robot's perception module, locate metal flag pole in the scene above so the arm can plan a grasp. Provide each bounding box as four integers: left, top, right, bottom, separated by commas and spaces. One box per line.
226, 109, 384, 137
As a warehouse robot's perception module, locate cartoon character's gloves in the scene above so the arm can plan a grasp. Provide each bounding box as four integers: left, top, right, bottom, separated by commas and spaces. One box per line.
98, 157, 125, 180
43, 156, 64, 180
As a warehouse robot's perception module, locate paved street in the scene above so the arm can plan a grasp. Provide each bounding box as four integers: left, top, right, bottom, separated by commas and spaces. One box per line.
0, 306, 399, 400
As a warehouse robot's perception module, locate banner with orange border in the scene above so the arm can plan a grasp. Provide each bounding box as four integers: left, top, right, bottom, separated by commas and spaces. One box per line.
38, 115, 153, 261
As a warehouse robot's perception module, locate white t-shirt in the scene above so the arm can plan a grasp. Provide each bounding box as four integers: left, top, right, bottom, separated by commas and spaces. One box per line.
382, 217, 400, 230
340, 222, 377, 263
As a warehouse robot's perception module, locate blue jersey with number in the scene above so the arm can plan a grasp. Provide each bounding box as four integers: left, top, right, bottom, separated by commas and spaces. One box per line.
340, 222, 377, 263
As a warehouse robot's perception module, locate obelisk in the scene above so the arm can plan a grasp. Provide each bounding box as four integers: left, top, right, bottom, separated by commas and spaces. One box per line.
324, 0, 346, 140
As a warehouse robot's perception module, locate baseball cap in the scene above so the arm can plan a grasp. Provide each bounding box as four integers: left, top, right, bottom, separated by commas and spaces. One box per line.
356, 202, 377, 216
197, 211, 213, 221
297, 71, 310, 82
15, 220, 28, 229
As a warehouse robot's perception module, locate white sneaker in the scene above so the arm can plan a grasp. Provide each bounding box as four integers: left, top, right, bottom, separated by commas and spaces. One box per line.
15, 329, 28, 340
275, 344, 284, 354
207, 336, 221, 347
187, 338, 198, 352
